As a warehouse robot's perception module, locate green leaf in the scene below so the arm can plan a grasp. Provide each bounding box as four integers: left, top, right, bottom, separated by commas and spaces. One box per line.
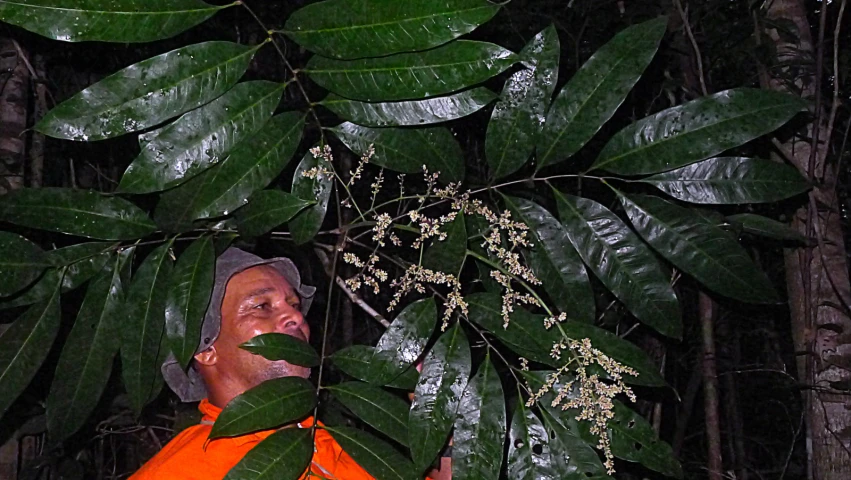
289, 149, 334, 245
0, 282, 61, 419
332, 122, 464, 183
466, 293, 664, 386
118, 81, 285, 194
156, 112, 307, 232
525, 371, 682, 479
606, 400, 683, 478
538, 409, 612, 480
466, 292, 559, 366
619, 193, 780, 303
727, 213, 807, 242
0, 0, 231, 43
537, 17, 667, 169
47, 252, 128, 443
36, 42, 258, 141
591, 88, 807, 175
409, 322, 471, 471
2, 243, 115, 310
120, 243, 173, 415
328, 381, 410, 446
487, 24, 560, 179
0, 232, 51, 297
322, 89, 496, 127
502, 196, 594, 323
423, 212, 467, 276
453, 355, 506, 480
306, 40, 517, 102
165, 237, 215, 369
368, 298, 437, 385
0, 188, 156, 240
507, 396, 559, 480
237, 190, 315, 238
240, 333, 320, 368
332, 345, 420, 390
224, 429, 313, 480
553, 189, 682, 338
282, 0, 500, 59
210, 377, 316, 438
639, 157, 810, 204
324, 426, 418, 480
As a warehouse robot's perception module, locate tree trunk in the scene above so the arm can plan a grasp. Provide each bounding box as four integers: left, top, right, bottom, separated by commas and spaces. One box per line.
762, 0, 851, 477
0, 37, 30, 195
700, 292, 724, 480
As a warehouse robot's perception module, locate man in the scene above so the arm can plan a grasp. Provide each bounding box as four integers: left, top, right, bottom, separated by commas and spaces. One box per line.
131, 248, 439, 479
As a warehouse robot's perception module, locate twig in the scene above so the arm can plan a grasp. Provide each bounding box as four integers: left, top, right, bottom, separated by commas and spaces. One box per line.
674, 0, 708, 96
314, 246, 390, 328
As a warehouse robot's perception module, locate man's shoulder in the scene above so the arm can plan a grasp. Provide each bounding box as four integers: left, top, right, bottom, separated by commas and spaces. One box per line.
129, 424, 219, 480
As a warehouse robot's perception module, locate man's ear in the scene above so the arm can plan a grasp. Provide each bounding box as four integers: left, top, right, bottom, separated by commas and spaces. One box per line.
194, 346, 217, 366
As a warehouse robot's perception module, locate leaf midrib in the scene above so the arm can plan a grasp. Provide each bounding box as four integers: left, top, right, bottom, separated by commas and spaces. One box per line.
540, 24, 659, 167
48, 44, 256, 125
0, 1, 223, 15
594, 99, 801, 171
556, 192, 676, 327
285, 5, 494, 36
0, 287, 59, 386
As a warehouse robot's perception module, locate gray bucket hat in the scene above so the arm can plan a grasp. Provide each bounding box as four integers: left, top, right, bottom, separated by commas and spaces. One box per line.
162, 247, 316, 402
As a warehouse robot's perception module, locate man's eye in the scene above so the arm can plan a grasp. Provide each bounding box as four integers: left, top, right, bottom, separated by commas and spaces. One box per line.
253, 302, 269, 310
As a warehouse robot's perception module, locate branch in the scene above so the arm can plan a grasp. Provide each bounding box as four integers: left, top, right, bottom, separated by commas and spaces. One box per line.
314, 246, 390, 328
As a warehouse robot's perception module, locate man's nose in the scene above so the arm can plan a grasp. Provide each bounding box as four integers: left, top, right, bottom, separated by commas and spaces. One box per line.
277, 305, 305, 331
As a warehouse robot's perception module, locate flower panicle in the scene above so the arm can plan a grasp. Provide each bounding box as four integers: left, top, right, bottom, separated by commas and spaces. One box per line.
527, 338, 639, 474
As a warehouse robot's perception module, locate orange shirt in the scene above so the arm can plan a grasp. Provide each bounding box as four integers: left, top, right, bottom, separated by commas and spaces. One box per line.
130, 399, 374, 480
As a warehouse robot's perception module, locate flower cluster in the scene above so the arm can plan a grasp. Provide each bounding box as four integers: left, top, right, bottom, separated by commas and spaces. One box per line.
342, 252, 388, 294
347, 143, 375, 186
302, 145, 335, 180
388, 264, 466, 330
528, 338, 639, 474
408, 210, 458, 249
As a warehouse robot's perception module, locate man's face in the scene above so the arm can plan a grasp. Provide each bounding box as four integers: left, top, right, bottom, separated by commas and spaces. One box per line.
206, 265, 311, 391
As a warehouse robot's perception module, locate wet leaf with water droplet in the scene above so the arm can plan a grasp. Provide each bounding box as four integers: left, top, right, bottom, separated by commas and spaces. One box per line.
119, 81, 285, 194
537, 17, 666, 170
37, 42, 258, 141
453, 354, 506, 480
331, 345, 419, 390
0, 188, 156, 240
409, 322, 470, 471
618, 192, 780, 304
322, 89, 496, 127
307, 40, 517, 101
502, 196, 594, 323
238, 190, 315, 238
553, 188, 682, 339
487, 24, 559, 179
590, 88, 807, 175
0, 0, 232, 43
639, 157, 810, 204
367, 298, 437, 385
283, 0, 499, 59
